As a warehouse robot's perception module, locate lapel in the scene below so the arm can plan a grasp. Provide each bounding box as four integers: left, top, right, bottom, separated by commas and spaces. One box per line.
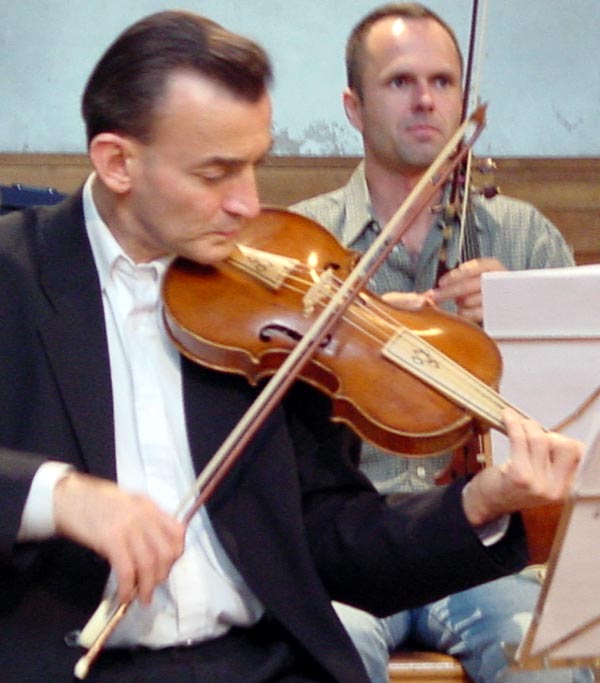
35, 191, 116, 480
180, 362, 370, 682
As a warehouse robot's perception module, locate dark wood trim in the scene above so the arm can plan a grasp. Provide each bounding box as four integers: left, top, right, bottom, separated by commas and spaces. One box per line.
1, 154, 598, 264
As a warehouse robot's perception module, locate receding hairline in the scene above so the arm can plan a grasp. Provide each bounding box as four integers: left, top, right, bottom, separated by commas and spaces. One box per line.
346, 6, 464, 96
152, 66, 270, 112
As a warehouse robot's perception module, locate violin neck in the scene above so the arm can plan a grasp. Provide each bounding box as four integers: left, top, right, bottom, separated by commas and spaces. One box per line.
382, 327, 523, 435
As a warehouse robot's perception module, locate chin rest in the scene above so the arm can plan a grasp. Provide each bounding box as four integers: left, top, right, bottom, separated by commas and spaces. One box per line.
388, 650, 469, 682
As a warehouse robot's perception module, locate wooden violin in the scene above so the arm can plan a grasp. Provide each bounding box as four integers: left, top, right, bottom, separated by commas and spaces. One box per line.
163, 207, 511, 457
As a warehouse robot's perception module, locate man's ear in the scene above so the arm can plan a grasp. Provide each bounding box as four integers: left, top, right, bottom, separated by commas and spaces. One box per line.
89, 133, 136, 194
342, 87, 364, 134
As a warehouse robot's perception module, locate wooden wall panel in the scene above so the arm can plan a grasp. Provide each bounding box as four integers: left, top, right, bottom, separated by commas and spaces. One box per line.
0, 153, 92, 194
1, 154, 598, 264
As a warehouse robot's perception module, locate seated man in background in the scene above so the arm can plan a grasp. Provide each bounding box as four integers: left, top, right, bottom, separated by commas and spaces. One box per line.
292, 3, 592, 683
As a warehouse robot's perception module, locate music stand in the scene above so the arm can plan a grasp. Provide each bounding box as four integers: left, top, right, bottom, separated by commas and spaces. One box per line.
512, 418, 600, 670
482, 264, 600, 670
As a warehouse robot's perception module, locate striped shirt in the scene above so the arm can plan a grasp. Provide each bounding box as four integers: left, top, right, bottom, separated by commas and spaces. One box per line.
292, 162, 574, 493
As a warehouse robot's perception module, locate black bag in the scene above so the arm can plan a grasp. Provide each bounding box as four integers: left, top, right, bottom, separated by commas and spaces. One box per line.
0, 183, 66, 215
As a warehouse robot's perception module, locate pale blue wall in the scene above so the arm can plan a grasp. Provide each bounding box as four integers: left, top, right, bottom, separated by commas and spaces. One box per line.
1, 0, 598, 156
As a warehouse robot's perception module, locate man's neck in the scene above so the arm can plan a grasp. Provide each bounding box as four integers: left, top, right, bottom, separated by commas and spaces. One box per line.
364, 158, 441, 259
91, 176, 160, 264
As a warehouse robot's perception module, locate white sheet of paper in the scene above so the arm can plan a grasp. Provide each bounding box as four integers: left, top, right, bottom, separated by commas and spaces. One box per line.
482, 264, 600, 463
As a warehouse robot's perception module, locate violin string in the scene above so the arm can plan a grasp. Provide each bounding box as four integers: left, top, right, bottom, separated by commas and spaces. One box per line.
347, 292, 518, 428
458, 154, 476, 261
281, 263, 523, 431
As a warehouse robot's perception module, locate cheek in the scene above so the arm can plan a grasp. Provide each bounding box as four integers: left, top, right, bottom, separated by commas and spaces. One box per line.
136, 165, 225, 232
360, 105, 390, 143
374, 97, 413, 137
443, 96, 463, 125
182, 192, 224, 228
156, 178, 217, 221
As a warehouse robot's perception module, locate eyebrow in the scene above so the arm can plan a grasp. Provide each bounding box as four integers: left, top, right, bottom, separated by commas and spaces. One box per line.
384, 63, 458, 78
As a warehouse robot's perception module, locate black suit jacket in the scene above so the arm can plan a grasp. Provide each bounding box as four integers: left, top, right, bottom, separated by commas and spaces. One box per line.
0, 192, 528, 682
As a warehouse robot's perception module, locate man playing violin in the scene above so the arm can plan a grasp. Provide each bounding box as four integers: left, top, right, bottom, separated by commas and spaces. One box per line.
0, 8, 588, 683
292, 3, 592, 683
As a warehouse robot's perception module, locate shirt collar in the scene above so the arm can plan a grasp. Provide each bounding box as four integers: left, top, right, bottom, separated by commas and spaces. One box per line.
342, 162, 483, 244
336, 161, 377, 247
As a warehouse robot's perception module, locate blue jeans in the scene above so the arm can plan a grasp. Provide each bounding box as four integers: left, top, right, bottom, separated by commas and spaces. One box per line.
334, 572, 594, 683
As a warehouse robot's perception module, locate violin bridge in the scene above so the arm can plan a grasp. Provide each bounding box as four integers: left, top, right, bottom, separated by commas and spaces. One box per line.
303, 268, 336, 316
233, 244, 299, 289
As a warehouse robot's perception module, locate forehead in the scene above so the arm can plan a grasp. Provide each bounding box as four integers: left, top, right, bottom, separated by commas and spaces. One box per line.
155, 69, 269, 126
363, 17, 461, 77
148, 70, 272, 156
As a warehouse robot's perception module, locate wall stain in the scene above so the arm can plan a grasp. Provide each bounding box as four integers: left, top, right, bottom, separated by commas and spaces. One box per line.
272, 120, 359, 155
553, 107, 583, 133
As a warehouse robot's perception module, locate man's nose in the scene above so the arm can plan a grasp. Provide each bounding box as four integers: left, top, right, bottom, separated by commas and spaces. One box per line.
413, 81, 434, 110
222, 167, 261, 218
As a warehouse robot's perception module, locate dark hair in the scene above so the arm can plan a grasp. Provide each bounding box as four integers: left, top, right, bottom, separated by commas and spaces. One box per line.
346, 3, 463, 98
81, 11, 272, 145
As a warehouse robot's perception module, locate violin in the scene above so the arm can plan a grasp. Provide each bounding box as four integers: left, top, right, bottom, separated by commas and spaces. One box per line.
163, 207, 508, 457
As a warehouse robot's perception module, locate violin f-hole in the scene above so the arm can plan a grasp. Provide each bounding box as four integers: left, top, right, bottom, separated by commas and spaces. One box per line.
259, 323, 332, 350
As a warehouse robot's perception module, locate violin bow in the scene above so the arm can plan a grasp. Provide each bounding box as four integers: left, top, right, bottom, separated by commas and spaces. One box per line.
73, 104, 487, 680
437, 0, 493, 280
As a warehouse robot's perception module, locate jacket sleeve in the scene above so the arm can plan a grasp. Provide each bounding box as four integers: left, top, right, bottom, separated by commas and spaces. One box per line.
0, 218, 48, 556
0, 450, 48, 559
283, 381, 528, 617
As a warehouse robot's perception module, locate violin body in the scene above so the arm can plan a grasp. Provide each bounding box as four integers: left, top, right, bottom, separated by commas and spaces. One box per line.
163, 208, 502, 457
